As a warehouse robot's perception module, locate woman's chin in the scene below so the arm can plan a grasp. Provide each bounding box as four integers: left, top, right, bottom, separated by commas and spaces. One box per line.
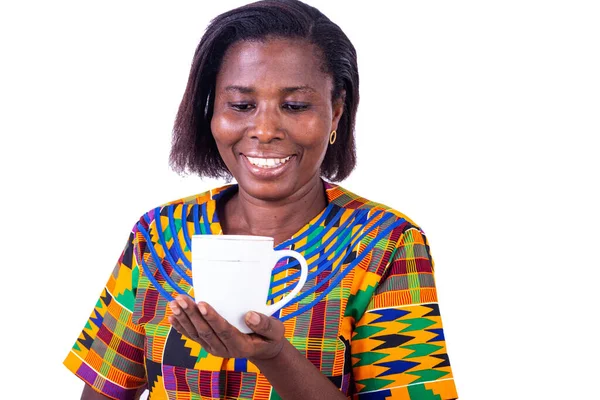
237, 178, 297, 203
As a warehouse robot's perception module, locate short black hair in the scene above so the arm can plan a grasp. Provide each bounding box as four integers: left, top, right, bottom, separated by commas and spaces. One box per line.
170, 0, 359, 181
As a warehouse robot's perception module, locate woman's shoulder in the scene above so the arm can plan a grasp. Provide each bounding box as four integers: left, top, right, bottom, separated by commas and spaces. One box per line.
131, 184, 233, 228
328, 183, 434, 277
327, 182, 424, 232
158, 184, 233, 209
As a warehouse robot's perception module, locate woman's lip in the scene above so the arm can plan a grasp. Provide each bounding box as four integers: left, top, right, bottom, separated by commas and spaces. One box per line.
241, 153, 294, 158
241, 154, 295, 178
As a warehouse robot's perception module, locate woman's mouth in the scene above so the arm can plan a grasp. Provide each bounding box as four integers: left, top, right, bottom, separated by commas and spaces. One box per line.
241, 154, 296, 179
245, 155, 293, 169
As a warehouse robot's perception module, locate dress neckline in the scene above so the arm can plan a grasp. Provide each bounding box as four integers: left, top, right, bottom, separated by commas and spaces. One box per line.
206, 180, 337, 247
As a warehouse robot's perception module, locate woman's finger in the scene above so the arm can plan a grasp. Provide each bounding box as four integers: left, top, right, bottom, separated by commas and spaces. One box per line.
244, 312, 286, 360
199, 302, 247, 354
177, 297, 228, 356
245, 312, 285, 341
170, 298, 220, 353
168, 315, 185, 335
169, 315, 214, 353
169, 299, 198, 339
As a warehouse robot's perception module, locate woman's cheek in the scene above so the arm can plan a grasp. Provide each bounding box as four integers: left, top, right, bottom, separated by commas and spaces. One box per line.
211, 113, 245, 144
292, 116, 330, 149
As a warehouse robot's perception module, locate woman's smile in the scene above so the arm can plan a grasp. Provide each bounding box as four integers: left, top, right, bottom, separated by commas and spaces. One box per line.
210, 38, 343, 203
241, 153, 297, 179
244, 155, 293, 168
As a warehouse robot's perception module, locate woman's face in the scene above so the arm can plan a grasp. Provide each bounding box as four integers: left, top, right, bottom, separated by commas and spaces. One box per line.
211, 38, 344, 202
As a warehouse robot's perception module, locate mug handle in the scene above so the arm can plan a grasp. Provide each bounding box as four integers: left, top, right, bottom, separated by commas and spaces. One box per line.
264, 249, 309, 316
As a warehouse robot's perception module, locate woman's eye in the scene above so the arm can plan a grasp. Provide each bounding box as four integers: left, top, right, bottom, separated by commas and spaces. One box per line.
230, 103, 255, 111
283, 103, 309, 112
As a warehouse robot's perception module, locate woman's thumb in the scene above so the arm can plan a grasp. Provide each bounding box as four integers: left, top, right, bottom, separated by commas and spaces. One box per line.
245, 311, 282, 339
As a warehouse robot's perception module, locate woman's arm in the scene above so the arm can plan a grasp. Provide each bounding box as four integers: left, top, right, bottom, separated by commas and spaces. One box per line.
169, 297, 347, 400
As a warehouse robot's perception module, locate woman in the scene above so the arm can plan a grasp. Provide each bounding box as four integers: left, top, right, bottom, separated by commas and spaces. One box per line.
64, 1, 458, 399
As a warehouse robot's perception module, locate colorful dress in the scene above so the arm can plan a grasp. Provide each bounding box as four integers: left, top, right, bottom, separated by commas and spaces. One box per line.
64, 182, 458, 399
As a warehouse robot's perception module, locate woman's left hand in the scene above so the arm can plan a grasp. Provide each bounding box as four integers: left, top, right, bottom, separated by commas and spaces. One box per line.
168, 295, 286, 361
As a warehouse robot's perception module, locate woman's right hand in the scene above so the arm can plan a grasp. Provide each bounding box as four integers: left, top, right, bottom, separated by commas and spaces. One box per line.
168, 296, 287, 361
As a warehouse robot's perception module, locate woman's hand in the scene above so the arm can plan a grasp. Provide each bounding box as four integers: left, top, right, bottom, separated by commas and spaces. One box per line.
168, 295, 285, 361
168, 295, 347, 400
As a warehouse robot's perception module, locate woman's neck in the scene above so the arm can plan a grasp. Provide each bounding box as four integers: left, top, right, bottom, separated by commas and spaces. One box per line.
219, 176, 327, 246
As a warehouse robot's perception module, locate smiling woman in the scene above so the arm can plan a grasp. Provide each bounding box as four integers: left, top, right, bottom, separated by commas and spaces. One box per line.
63, 1, 458, 399
209, 38, 344, 211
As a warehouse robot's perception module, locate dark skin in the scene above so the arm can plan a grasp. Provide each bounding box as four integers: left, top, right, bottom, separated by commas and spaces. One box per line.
81, 38, 346, 399
211, 38, 343, 246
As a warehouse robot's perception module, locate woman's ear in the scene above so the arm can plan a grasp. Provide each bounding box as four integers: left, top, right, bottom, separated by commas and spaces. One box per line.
331, 89, 346, 131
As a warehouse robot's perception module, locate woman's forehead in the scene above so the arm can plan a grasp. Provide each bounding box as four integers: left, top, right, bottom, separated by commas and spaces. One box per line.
216, 38, 332, 92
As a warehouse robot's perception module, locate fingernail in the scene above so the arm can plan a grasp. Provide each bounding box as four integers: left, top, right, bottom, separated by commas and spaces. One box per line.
198, 303, 207, 316
177, 299, 188, 309
247, 312, 260, 326
169, 302, 181, 315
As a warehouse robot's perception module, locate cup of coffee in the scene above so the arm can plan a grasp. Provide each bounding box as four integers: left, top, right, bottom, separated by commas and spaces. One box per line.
192, 235, 308, 333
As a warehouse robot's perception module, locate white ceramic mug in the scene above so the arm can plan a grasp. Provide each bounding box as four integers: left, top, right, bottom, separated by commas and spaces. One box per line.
191, 235, 308, 333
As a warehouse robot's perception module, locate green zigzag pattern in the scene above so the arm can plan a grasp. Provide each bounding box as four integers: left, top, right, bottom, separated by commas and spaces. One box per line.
401, 343, 443, 358
406, 369, 449, 384
356, 377, 396, 392
399, 318, 436, 332
407, 383, 442, 400
353, 351, 389, 367
114, 288, 135, 311
353, 325, 386, 340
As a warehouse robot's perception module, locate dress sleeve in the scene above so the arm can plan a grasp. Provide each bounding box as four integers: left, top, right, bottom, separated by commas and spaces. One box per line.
351, 227, 458, 399
63, 225, 147, 400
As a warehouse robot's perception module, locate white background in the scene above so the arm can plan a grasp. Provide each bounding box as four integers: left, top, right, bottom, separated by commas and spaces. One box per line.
1, 0, 598, 399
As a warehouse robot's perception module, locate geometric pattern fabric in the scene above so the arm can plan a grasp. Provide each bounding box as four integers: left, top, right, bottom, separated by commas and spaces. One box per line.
64, 182, 458, 399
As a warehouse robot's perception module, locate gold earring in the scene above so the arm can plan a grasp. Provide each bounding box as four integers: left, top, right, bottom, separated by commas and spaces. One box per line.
329, 130, 337, 145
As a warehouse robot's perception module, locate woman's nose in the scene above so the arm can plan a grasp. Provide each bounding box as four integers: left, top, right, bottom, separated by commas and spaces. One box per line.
247, 104, 285, 142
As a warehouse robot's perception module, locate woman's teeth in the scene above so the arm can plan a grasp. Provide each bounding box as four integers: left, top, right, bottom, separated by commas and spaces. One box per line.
246, 156, 292, 168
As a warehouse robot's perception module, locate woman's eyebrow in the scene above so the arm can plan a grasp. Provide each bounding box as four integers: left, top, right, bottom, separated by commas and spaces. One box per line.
223, 85, 317, 94
224, 85, 254, 94
281, 85, 317, 94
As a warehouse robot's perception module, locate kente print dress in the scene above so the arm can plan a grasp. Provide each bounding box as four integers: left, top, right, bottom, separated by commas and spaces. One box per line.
64, 182, 458, 399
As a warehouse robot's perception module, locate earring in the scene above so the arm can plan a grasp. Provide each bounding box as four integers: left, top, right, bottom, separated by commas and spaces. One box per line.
329, 130, 337, 145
